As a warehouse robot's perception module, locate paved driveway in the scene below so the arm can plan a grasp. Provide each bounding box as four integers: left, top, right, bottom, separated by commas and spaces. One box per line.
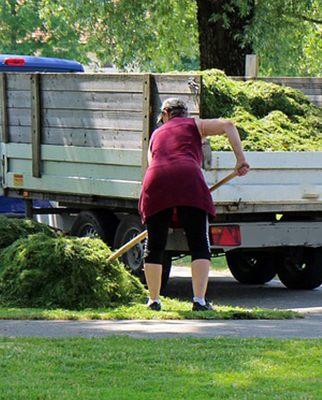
163, 267, 322, 315
1, 316, 322, 339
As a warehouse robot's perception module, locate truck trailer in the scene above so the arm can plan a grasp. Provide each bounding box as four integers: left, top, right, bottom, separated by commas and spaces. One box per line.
1, 72, 322, 290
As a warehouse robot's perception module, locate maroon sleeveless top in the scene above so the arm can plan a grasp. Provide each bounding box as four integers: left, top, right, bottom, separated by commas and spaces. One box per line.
139, 117, 215, 222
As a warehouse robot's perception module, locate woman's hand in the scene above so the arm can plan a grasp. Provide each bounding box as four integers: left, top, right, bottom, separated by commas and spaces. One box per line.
235, 160, 250, 176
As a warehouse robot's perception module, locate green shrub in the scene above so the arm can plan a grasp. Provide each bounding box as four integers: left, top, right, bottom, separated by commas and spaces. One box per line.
0, 217, 57, 251
199, 69, 322, 152
0, 233, 147, 309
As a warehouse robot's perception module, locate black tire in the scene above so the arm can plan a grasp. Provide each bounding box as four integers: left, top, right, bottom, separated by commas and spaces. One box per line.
114, 214, 145, 278
113, 214, 172, 289
277, 246, 322, 290
226, 250, 277, 284
70, 210, 119, 247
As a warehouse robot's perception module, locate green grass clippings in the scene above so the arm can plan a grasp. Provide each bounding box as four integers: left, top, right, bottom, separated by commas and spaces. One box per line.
0, 229, 147, 310
200, 69, 322, 152
0, 216, 57, 251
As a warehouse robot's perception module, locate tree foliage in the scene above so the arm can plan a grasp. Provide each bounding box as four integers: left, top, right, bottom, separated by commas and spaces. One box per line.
0, 0, 322, 75
196, 0, 254, 75
195, 0, 322, 76
29, 0, 199, 71
0, 0, 87, 61
245, 0, 322, 76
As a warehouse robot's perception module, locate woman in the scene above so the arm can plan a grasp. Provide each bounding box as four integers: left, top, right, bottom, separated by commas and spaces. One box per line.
139, 98, 250, 311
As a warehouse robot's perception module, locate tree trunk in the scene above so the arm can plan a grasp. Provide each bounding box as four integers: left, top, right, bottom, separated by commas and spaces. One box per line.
196, 0, 254, 76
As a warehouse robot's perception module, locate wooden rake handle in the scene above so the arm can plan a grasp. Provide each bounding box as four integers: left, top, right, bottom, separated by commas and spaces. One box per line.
106, 170, 238, 264
107, 230, 147, 264
208, 171, 238, 193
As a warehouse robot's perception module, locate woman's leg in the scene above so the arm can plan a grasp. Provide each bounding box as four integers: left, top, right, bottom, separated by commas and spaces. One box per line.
144, 263, 162, 301
191, 259, 210, 299
144, 208, 173, 306
177, 207, 212, 308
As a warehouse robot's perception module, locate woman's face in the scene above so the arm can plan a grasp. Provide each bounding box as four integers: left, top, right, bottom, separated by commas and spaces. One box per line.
160, 110, 170, 124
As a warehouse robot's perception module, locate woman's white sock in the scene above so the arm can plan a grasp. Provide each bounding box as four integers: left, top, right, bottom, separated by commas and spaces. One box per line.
193, 297, 206, 306
147, 298, 161, 306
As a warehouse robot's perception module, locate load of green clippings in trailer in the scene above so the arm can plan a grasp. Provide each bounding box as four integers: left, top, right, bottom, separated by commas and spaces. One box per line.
199, 69, 322, 152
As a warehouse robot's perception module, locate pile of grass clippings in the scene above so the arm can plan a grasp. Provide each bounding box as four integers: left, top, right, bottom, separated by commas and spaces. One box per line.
0, 216, 57, 250
0, 219, 147, 309
200, 69, 322, 151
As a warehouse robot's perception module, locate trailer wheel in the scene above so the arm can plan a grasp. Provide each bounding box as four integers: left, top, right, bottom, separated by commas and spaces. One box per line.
226, 250, 276, 284
70, 210, 119, 247
113, 214, 172, 289
277, 247, 322, 290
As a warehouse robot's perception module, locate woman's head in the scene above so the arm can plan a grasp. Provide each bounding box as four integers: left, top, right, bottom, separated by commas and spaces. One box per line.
157, 98, 188, 124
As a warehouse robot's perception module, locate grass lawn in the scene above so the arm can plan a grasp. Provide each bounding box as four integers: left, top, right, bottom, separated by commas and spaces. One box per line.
0, 251, 301, 320
0, 336, 321, 400
0, 296, 301, 321
173, 254, 228, 270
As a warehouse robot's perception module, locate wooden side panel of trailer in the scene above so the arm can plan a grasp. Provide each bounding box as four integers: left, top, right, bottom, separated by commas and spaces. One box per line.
0, 73, 201, 202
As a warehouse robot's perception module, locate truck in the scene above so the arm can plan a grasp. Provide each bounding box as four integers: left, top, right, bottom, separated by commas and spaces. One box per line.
1, 71, 322, 290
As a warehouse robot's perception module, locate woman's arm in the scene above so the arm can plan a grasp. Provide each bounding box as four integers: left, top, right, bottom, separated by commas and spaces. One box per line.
195, 118, 250, 176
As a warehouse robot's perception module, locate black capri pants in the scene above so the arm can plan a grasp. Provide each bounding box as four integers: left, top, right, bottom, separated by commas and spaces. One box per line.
144, 206, 211, 264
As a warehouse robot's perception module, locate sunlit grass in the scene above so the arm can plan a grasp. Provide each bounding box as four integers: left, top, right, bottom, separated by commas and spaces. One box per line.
173, 254, 228, 270
0, 336, 321, 400
0, 297, 301, 321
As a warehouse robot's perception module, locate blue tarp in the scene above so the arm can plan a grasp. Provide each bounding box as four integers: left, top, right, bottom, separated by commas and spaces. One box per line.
0, 197, 52, 214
